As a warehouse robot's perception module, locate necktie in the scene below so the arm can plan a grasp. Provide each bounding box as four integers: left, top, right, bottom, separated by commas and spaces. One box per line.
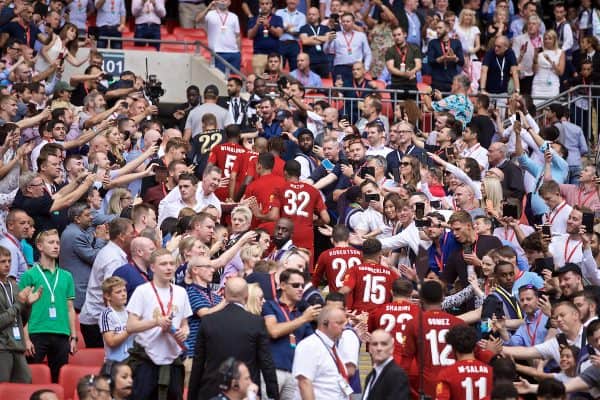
331, 345, 349, 381
233, 98, 240, 122
363, 370, 377, 399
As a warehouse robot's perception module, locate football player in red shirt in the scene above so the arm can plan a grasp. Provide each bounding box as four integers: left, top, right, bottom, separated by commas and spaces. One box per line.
312, 224, 363, 292
207, 124, 247, 201
274, 160, 330, 266
435, 324, 493, 400
244, 152, 286, 229
401, 280, 467, 399
339, 239, 400, 314
369, 278, 419, 365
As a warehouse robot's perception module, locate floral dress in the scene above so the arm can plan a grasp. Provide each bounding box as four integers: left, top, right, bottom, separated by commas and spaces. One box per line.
369, 23, 394, 79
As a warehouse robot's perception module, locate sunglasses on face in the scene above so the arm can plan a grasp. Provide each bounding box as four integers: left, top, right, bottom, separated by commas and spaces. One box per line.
288, 282, 303, 289
400, 162, 411, 166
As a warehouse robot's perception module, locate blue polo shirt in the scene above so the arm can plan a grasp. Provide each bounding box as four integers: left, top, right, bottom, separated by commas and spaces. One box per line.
248, 14, 284, 55
262, 299, 313, 371
481, 48, 518, 94
262, 120, 282, 139
112, 262, 153, 301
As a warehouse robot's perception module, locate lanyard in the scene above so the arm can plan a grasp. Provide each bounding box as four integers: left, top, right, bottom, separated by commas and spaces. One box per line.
514, 269, 524, 282
4, 233, 25, 261
343, 31, 355, 51
36, 264, 59, 304
269, 273, 278, 300
191, 283, 215, 306
525, 311, 543, 345
150, 281, 173, 317
396, 45, 408, 64
216, 10, 229, 27
465, 143, 480, 157
496, 56, 506, 82
548, 201, 568, 224
309, 24, 320, 36
315, 333, 348, 381
504, 227, 516, 242
564, 237, 582, 263
277, 300, 294, 322
0, 281, 13, 306
132, 262, 150, 282
434, 232, 448, 271
495, 286, 523, 319
578, 187, 596, 207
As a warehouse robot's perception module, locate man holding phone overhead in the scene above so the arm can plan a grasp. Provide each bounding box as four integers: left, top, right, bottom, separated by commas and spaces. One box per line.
548, 206, 600, 288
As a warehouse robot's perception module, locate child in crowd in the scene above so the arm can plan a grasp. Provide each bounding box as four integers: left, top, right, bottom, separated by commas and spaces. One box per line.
99, 276, 133, 362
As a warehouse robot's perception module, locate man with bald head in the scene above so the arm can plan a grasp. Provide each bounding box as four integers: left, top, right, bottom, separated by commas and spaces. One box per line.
362, 330, 409, 400
488, 141, 525, 200
112, 236, 157, 300
290, 53, 323, 88
188, 277, 279, 400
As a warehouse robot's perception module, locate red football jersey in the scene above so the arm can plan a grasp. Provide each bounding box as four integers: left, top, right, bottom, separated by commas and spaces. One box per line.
273, 181, 326, 253
312, 246, 363, 291
208, 142, 246, 200
435, 360, 493, 400
369, 299, 420, 365
341, 262, 400, 313
244, 173, 287, 229
401, 310, 464, 399
235, 150, 259, 181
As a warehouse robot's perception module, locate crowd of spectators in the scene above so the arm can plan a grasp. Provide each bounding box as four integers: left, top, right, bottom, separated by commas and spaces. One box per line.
0, 0, 600, 400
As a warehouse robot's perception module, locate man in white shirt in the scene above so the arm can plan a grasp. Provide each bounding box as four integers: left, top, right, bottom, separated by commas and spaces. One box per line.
158, 166, 223, 226
365, 121, 393, 158
512, 14, 544, 95
292, 306, 351, 400
196, 0, 241, 74
158, 173, 202, 225
540, 180, 572, 234
79, 218, 133, 348
0, 209, 30, 281
126, 249, 192, 398
460, 124, 488, 171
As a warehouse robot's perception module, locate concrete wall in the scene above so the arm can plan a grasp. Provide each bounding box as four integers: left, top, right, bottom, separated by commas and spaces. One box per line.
63, 48, 227, 104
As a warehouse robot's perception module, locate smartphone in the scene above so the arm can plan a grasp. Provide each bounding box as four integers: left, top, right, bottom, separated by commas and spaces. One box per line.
155, 138, 162, 147
424, 144, 441, 153
583, 212, 595, 233
321, 159, 335, 171
415, 218, 431, 228
121, 101, 129, 109
360, 166, 375, 179
415, 202, 425, 220
515, 112, 521, 122
557, 334, 569, 348
364, 193, 380, 202
542, 224, 551, 237
533, 257, 554, 274
587, 344, 596, 356
446, 147, 454, 156
392, 168, 401, 183
503, 204, 519, 219
430, 200, 441, 209
463, 243, 474, 254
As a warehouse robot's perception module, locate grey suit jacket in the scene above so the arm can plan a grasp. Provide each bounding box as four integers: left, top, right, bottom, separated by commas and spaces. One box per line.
58, 223, 107, 310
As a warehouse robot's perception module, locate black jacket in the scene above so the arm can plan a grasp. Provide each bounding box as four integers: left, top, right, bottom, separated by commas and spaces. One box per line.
362, 359, 409, 400
188, 303, 279, 400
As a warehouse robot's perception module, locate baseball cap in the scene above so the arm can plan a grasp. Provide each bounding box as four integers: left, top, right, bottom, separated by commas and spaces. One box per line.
275, 109, 292, 122
54, 81, 75, 93
553, 263, 582, 277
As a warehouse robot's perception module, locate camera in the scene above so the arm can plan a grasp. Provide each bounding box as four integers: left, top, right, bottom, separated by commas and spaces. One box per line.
144, 74, 166, 104
277, 76, 289, 92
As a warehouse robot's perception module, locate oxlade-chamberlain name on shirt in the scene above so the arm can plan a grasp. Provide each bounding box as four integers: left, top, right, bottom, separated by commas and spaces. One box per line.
357, 265, 394, 275
427, 318, 452, 326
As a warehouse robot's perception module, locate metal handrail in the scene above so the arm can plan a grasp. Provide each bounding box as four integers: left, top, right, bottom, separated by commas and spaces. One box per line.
97, 35, 247, 80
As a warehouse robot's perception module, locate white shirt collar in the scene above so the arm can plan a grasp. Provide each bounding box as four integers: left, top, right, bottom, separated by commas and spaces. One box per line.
373, 356, 394, 373
315, 329, 335, 347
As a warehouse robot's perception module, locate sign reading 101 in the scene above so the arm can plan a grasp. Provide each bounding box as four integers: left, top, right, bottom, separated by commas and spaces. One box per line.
101, 52, 125, 75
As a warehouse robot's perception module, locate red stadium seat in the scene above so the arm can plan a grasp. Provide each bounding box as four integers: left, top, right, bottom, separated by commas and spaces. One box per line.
0, 383, 64, 400
174, 27, 206, 41
30, 363, 52, 384
59, 365, 101, 400
68, 348, 105, 366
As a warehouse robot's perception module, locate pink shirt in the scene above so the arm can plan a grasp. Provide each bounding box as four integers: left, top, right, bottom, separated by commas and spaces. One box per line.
560, 184, 600, 212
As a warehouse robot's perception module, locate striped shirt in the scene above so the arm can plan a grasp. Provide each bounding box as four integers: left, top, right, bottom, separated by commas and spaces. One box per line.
185, 283, 222, 357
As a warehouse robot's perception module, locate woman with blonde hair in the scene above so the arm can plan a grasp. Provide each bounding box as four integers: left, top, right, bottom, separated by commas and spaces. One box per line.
239, 243, 263, 277
482, 176, 503, 218
105, 127, 126, 167
246, 283, 265, 316
106, 188, 133, 215
532, 29, 565, 104
455, 9, 482, 90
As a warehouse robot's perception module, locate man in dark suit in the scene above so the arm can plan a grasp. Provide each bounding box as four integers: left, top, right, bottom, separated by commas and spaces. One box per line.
188, 277, 279, 400
362, 330, 409, 400
217, 76, 249, 127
